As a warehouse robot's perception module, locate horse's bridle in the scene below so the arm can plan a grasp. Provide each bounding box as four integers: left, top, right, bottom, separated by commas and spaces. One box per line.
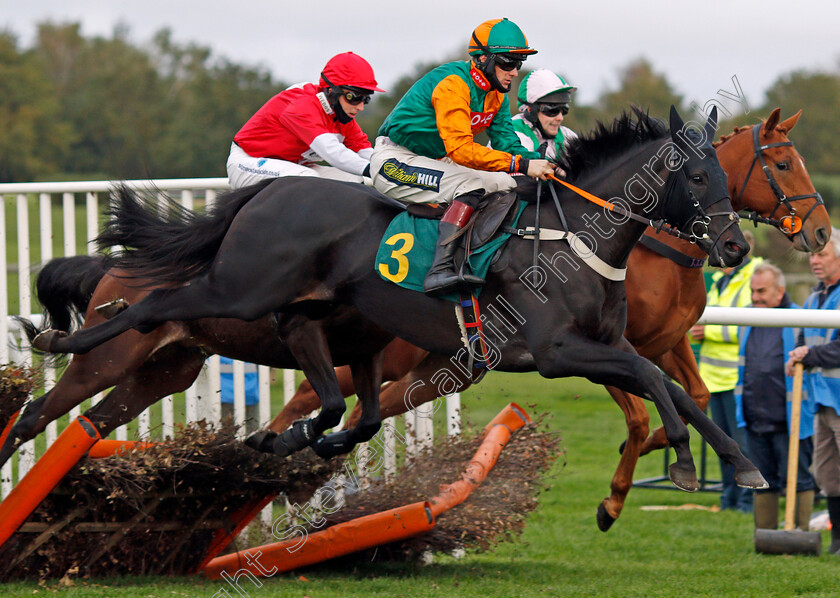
549, 162, 739, 247
736, 123, 824, 235
658, 162, 741, 247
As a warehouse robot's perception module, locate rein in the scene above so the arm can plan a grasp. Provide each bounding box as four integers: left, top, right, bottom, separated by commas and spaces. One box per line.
736, 123, 824, 235
509, 169, 739, 280
547, 174, 738, 245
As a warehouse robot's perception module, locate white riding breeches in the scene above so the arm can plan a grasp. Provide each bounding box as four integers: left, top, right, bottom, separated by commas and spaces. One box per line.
226, 143, 364, 189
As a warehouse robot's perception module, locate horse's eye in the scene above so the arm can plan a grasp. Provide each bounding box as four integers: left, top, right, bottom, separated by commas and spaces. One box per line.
691, 174, 703, 184
776, 161, 790, 171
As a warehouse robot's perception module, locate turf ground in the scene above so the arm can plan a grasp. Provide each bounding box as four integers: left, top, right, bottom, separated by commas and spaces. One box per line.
3, 372, 838, 597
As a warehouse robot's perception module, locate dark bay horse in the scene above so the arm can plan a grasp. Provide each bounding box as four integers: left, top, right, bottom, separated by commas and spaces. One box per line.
264, 108, 829, 529
8, 108, 762, 497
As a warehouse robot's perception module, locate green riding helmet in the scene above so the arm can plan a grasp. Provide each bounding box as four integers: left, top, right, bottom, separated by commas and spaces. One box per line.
468, 18, 536, 93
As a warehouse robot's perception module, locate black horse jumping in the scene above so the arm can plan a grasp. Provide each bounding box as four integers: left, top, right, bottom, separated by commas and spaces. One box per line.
19, 107, 766, 493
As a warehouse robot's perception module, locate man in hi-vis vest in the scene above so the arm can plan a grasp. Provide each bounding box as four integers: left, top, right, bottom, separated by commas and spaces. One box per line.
690, 230, 761, 513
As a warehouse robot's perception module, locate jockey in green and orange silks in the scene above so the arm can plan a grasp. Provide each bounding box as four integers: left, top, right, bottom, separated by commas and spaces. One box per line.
371, 18, 558, 296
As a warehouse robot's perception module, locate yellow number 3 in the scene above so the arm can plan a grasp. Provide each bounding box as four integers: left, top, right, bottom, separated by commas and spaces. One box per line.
378, 232, 414, 283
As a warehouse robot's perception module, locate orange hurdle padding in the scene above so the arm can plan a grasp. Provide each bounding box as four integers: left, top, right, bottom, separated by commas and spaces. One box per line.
201, 501, 434, 580
0, 409, 21, 451
0, 415, 100, 548
201, 402, 528, 579
195, 492, 279, 573
87, 439, 156, 459
482, 401, 530, 437
431, 403, 528, 518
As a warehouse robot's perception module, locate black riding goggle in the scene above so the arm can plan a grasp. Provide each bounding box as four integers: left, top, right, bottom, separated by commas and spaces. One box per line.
537, 103, 570, 117
341, 88, 373, 106
494, 53, 525, 72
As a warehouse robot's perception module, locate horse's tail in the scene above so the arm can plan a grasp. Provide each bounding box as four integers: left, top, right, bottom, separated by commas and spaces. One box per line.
97, 179, 274, 284
36, 255, 108, 332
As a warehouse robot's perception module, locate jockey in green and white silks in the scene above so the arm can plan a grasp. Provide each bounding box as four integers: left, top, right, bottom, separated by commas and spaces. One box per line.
511, 70, 578, 162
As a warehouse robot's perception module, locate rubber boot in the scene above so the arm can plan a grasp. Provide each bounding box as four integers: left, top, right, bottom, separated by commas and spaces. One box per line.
828, 496, 840, 554
423, 198, 484, 296
753, 492, 779, 530
793, 490, 814, 531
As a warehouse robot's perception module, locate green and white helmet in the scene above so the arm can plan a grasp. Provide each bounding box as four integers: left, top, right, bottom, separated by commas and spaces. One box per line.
517, 69, 576, 106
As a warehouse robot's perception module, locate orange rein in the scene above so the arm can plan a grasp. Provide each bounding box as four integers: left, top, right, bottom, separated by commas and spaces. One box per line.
547, 174, 617, 212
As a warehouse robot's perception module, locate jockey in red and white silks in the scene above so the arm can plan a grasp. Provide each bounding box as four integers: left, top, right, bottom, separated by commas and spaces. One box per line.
227, 52, 384, 188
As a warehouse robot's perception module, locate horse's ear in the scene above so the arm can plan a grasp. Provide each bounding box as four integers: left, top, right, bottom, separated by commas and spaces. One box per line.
669, 105, 685, 143
776, 109, 803, 135
704, 105, 718, 144
762, 108, 782, 137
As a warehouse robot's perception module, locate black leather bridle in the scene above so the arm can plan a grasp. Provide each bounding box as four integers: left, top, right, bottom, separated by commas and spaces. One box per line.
736, 123, 823, 235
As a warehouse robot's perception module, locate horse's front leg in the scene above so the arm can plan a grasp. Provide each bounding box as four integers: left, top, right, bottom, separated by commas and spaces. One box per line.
642, 335, 711, 455
599, 385, 650, 532
659, 374, 766, 489
537, 335, 699, 492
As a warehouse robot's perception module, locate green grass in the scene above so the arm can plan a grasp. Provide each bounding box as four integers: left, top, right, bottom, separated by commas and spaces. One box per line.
3, 373, 837, 597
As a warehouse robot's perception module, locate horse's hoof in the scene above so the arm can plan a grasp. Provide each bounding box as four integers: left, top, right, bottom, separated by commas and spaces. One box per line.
94, 298, 129, 319
735, 469, 769, 490
311, 430, 355, 460
597, 501, 617, 532
32, 329, 67, 352
669, 463, 699, 492
244, 430, 278, 453
271, 419, 315, 458
618, 440, 626, 455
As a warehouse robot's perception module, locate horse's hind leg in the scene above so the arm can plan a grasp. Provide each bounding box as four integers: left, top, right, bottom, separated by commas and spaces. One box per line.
0, 338, 156, 466
40, 236, 312, 355
598, 385, 649, 532
0, 393, 52, 467
343, 351, 463, 428
83, 347, 206, 436
265, 316, 348, 458
263, 367, 357, 434
311, 352, 385, 458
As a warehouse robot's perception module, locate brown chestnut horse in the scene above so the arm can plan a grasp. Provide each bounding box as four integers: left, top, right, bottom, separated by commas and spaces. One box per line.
268, 108, 829, 530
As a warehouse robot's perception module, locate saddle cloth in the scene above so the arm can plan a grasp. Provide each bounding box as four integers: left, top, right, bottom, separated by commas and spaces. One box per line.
374, 197, 528, 302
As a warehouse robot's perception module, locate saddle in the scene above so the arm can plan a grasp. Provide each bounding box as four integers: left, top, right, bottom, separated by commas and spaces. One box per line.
406, 188, 522, 252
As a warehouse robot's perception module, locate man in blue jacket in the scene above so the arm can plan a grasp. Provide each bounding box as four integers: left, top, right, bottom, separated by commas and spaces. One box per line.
787, 229, 840, 555
736, 263, 815, 532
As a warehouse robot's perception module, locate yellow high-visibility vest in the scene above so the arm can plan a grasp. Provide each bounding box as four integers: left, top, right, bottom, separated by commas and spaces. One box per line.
698, 257, 763, 392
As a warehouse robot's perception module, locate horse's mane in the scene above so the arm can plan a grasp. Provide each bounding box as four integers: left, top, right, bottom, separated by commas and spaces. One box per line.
562, 107, 669, 182
713, 124, 752, 148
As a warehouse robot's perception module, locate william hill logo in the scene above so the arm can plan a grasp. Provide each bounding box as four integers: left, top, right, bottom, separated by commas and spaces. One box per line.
380, 159, 441, 192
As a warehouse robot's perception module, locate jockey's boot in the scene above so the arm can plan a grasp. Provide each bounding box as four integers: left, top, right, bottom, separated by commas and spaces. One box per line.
423, 191, 485, 297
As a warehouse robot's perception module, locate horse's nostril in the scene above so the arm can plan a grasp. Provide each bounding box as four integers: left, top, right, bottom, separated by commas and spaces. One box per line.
815, 227, 828, 246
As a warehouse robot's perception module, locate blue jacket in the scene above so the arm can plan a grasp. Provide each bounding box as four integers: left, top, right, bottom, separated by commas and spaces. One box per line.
735, 302, 814, 438
800, 282, 840, 416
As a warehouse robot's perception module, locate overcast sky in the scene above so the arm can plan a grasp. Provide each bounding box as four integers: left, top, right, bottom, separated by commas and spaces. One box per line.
1, 0, 838, 109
